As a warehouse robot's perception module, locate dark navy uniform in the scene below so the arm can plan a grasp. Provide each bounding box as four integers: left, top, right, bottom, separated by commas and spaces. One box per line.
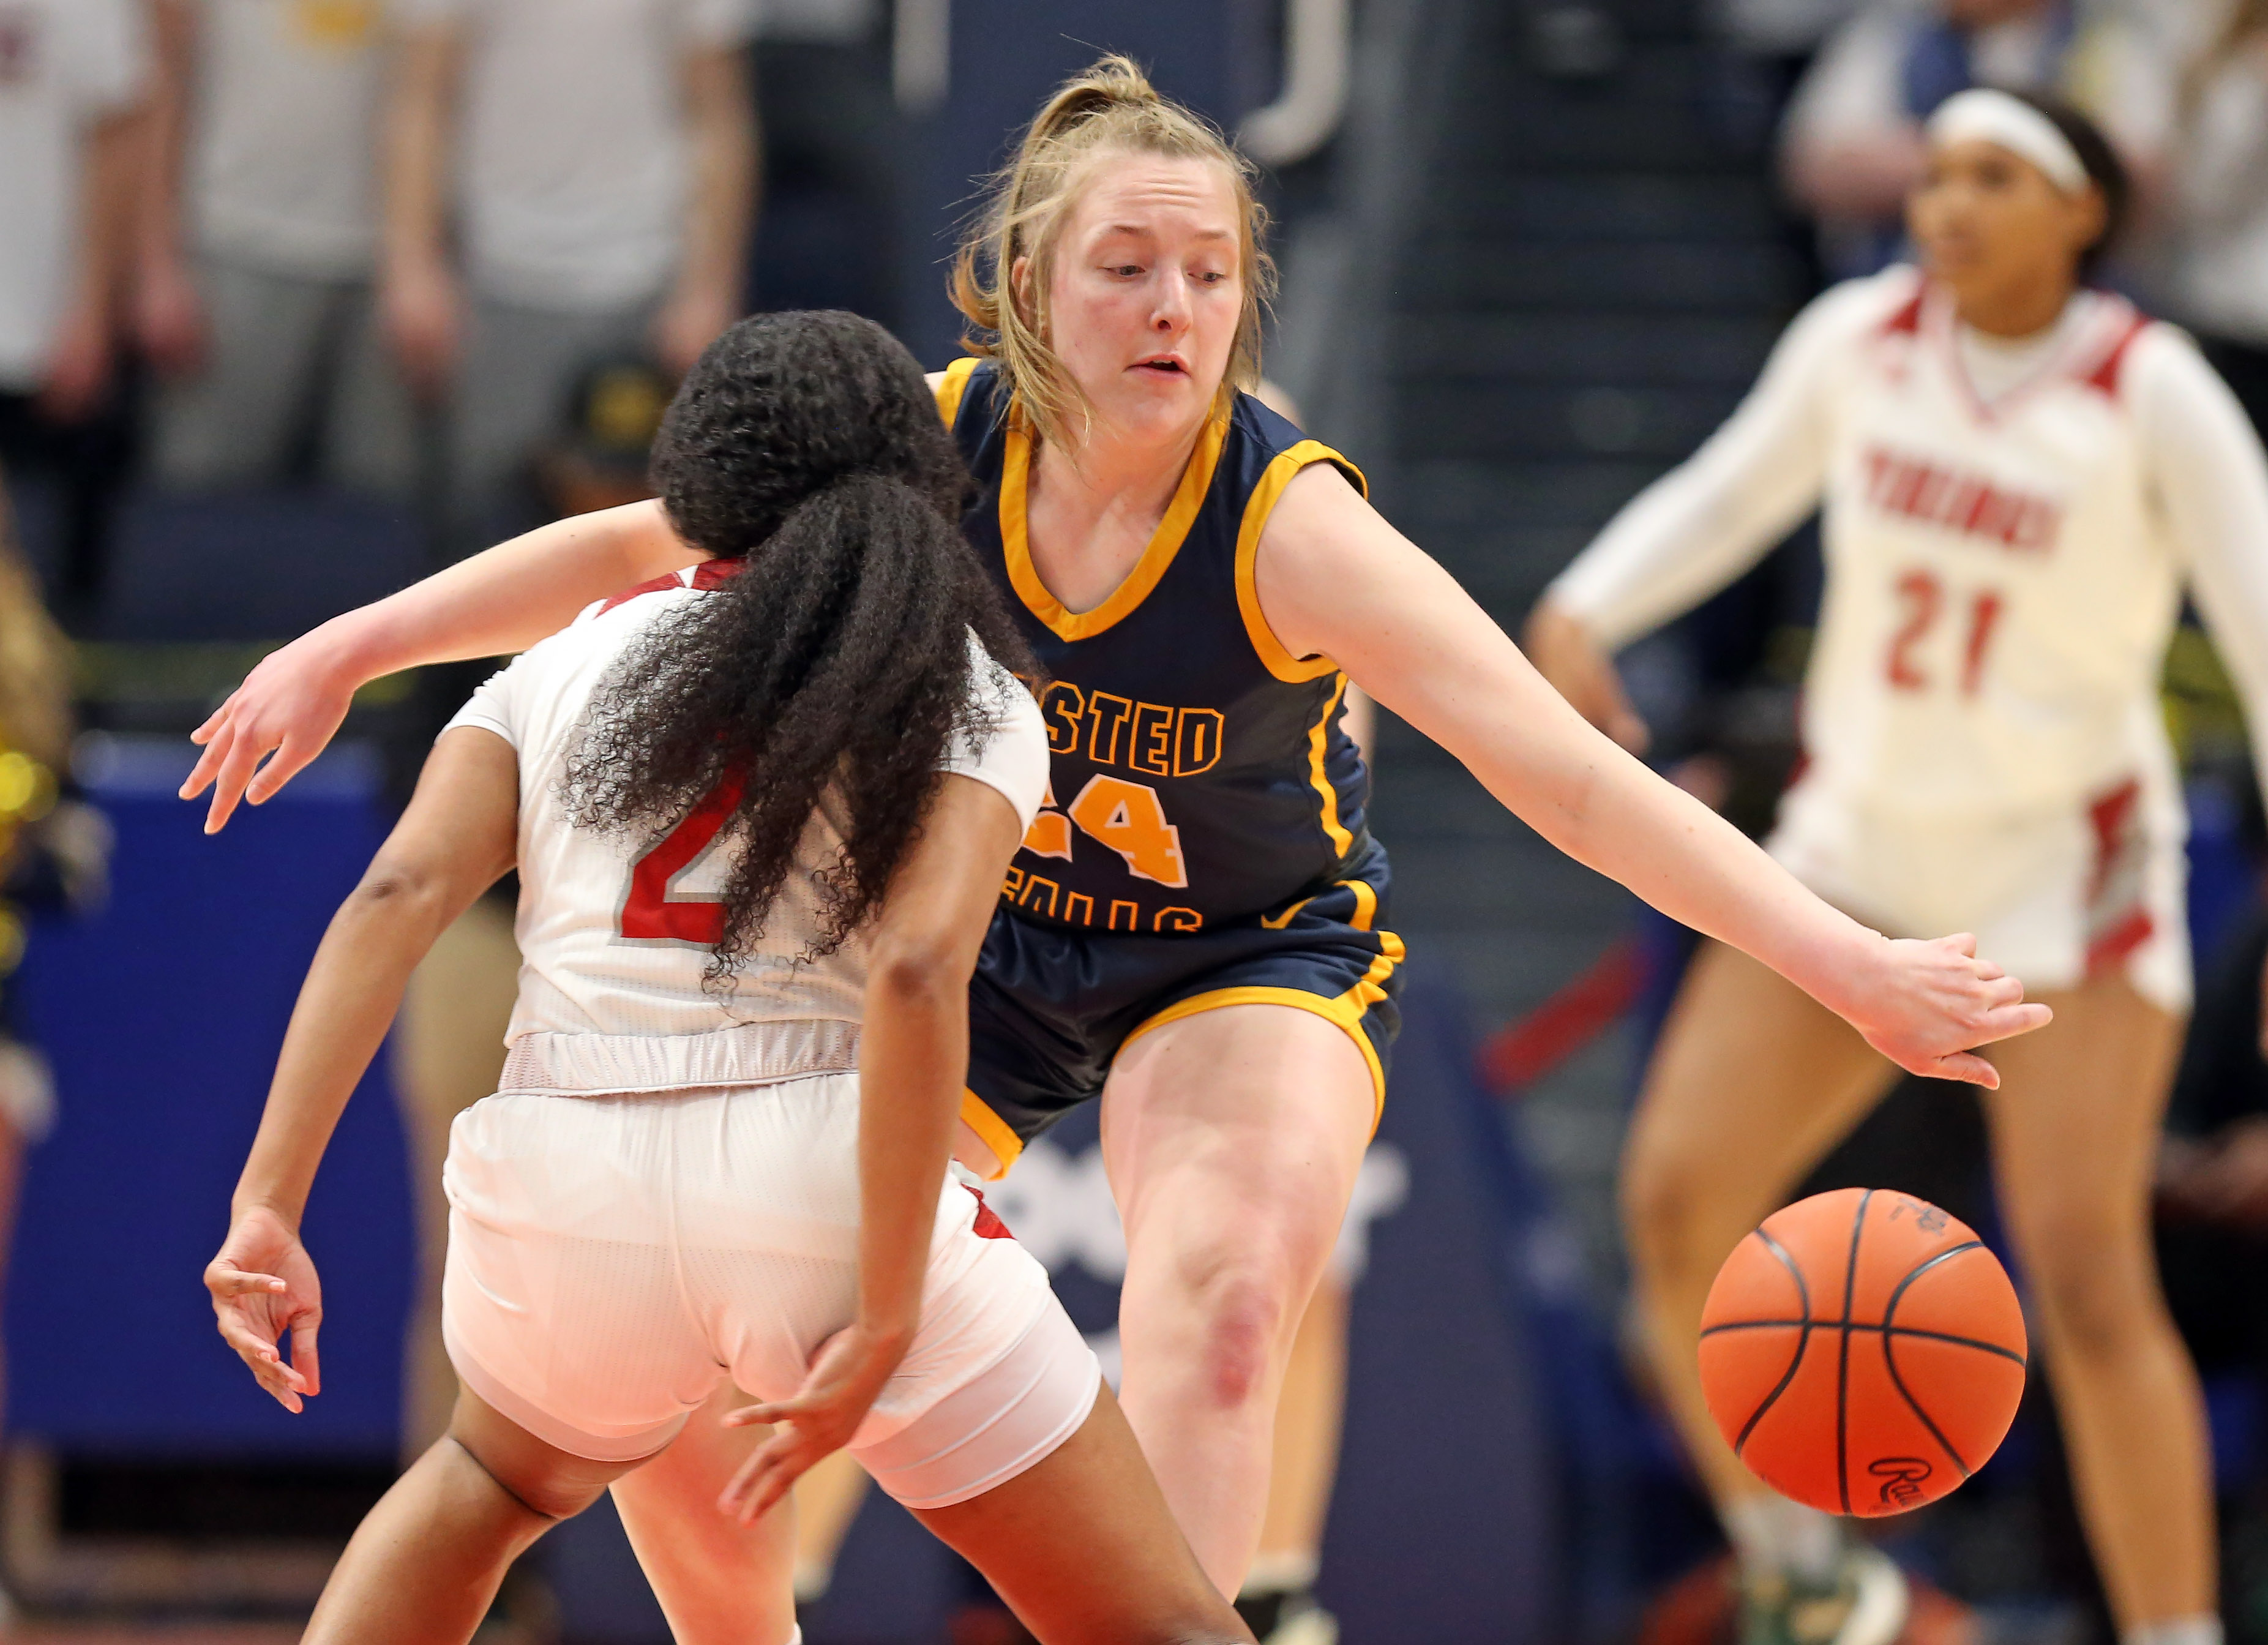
935, 358, 1403, 1172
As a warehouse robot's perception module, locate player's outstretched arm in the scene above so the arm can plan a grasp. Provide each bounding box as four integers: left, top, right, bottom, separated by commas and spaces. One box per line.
181, 501, 703, 833
1256, 465, 2052, 1085
208, 728, 518, 1408
719, 773, 1026, 1521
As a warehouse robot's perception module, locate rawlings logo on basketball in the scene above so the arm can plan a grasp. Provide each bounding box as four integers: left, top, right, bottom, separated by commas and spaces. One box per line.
1868, 1457, 1934, 1507
1887, 1196, 1948, 1234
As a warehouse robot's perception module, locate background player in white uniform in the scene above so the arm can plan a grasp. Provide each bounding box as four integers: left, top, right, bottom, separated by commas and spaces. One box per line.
1528, 91, 2268, 1645
200, 311, 1257, 1645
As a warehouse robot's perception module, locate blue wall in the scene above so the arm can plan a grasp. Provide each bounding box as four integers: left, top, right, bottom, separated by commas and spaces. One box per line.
8, 741, 414, 1456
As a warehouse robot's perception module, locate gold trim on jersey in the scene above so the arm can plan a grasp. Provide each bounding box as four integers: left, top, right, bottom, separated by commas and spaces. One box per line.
1115, 948, 1404, 1131
1259, 874, 1377, 932
1233, 440, 1369, 684
934, 356, 981, 429
959, 1087, 1024, 1180
1306, 673, 1355, 859
998, 412, 1230, 643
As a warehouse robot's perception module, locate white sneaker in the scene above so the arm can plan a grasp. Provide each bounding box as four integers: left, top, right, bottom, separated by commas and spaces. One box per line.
1740, 1545, 1908, 1645
1262, 1600, 1339, 1645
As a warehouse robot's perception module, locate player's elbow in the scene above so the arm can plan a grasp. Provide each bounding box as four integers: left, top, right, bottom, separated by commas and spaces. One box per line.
1782, 136, 1915, 223
866, 934, 967, 1015
346, 853, 460, 926
1514, 760, 1612, 867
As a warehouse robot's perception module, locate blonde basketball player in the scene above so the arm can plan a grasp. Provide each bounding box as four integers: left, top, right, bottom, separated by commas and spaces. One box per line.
1527, 91, 2268, 1645
186, 59, 2047, 1615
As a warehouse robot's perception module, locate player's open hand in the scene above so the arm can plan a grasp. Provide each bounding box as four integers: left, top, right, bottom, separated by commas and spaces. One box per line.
1522, 598, 1650, 754
714, 1319, 913, 1524
182, 630, 359, 834
205, 1204, 323, 1413
1842, 933, 2052, 1088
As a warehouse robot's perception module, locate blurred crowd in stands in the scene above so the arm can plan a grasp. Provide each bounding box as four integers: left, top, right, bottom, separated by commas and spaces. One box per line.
0, 0, 915, 624
1714, 0, 2268, 435
3, 0, 2267, 609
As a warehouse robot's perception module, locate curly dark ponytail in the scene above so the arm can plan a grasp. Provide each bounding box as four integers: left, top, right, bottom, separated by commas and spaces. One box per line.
559, 310, 1038, 984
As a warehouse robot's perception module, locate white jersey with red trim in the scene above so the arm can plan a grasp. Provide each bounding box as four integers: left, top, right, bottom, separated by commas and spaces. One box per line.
444, 563, 1050, 1096
1549, 267, 2268, 999
1552, 266, 2268, 824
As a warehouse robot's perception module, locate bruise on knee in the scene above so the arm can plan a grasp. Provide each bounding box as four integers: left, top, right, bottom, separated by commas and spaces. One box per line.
1191, 1270, 1292, 1411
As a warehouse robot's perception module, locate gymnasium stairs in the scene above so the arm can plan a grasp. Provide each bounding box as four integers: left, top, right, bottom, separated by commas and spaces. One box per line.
1278, 0, 1812, 1275
1293, 0, 1809, 1027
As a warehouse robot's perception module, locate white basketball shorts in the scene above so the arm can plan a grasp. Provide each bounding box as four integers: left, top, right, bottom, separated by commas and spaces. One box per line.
1769, 768, 2191, 1013
440, 1071, 1102, 1510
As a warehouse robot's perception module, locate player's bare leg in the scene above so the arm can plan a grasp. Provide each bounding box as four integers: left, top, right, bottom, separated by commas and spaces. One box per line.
790, 1448, 872, 1605
1980, 977, 2216, 1635
1259, 1273, 1346, 1568
1241, 1271, 1349, 1639
1101, 1003, 1374, 1594
610, 1382, 798, 1645
1622, 941, 1900, 1512
916, 1382, 1253, 1643
302, 1387, 648, 1645
608, 1403, 866, 1629
1621, 940, 1905, 1638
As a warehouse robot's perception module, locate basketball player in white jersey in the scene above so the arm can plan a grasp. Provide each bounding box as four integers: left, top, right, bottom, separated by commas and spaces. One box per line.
1527, 91, 2268, 1645
202, 311, 1256, 1645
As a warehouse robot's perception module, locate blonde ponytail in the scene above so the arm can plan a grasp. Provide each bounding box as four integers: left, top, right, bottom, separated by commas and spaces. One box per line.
951, 55, 1275, 452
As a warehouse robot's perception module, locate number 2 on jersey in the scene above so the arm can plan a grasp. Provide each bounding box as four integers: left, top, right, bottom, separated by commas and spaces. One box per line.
619, 776, 743, 943
1885, 569, 2003, 696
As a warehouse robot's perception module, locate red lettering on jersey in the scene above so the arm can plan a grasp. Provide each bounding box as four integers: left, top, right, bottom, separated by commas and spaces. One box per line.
1861, 444, 2062, 554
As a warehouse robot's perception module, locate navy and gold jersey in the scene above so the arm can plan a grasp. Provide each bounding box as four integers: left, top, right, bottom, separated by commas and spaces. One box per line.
937, 357, 1373, 936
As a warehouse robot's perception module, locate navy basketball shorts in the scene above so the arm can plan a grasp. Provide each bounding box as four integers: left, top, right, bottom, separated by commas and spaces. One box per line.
959, 836, 1404, 1175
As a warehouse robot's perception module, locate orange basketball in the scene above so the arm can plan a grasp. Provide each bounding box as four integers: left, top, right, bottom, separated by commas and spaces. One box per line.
1697, 1187, 2027, 1517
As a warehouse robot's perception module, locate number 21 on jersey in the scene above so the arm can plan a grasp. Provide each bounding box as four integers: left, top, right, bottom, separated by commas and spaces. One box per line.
1885, 568, 2004, 697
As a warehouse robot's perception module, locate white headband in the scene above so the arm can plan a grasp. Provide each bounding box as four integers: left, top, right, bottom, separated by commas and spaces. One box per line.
1926, 89, 2090, 195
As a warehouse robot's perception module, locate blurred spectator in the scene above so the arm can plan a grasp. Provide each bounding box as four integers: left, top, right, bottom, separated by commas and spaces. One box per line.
1718, 0, 1868, 54
382, 0, 759, 553
747, 0, 903, 326
0, 470, 110, 1619
1780, 0, 2173, 277
2152, 0, 2268, 440
137, 0, 416, 497
1708, 0, 1871, 296
0, 0, 150, 618
533, 354, 675, 518
1709, 0, 1868, 139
